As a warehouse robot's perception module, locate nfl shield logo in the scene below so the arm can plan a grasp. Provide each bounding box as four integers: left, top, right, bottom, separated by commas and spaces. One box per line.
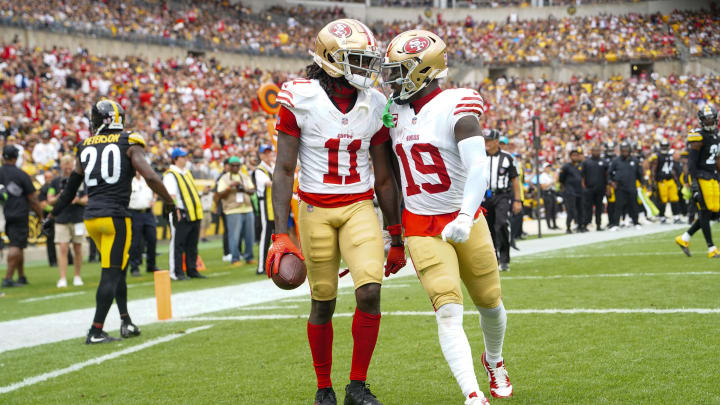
341, 117, 348, 126
411, 117, 418, 125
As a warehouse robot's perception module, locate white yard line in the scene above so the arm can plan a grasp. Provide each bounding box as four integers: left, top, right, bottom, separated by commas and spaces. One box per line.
0, 222, 686, 354
236, 305, 299, 311
179, 308, 720, 322
20, 292, 85, 303
0, 325, 213, 395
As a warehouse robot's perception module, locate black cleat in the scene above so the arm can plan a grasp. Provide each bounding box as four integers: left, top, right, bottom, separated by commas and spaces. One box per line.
130, 269, 141, 277
344, 381, 381, 405
120, 322, 141, 338
315, 387, 337, 405
17, 276, 28, 285
85, 330, 121, 344
1, 278, 22, 288
187, 272, 207, 279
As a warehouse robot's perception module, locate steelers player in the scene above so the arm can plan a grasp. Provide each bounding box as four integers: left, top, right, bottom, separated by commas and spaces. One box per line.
46, 100, 176, 344
382, 30, 510, 404
675, 104, 720, 258
649, 139, 681, 223
267, 19, 405, 405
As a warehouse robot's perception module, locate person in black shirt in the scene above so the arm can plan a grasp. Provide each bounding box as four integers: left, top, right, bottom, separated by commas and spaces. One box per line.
48, 155, 88, 288
1, 145, 43, 288
608, 142, 643, 230
559, 148, 585, 233
581, 145, 607, 231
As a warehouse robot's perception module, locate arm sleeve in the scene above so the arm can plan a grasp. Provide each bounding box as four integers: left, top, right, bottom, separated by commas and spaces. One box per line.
370, 126, 390, 146
276, 106, 301, 138
50, 171, 82, 216
449, 89, 486, 129
457, 136, 488, 218
507, 155, 519, 179
688, 145, 701, 181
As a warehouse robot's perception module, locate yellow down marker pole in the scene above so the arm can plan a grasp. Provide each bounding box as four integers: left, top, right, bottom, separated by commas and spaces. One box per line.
153, 270, 172, 320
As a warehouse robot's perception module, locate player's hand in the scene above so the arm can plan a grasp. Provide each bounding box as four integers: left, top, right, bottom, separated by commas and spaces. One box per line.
384, 244, 406, 277
163, 203, 178, 227
441, 213, 473, 243
41, 216, 54, 237
512, 200, 522, 214
691, 182, 701, 201
265, 233, 305, 278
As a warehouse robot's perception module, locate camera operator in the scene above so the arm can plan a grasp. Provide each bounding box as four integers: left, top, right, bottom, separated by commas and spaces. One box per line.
216, 156, 256, 266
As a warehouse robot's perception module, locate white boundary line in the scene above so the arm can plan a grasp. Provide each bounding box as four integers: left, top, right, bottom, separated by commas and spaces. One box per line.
236, 305, 298, 311
20, 292, 85, 303
501, 271, 720, 280
0, 325, 213, 395
179, 308, 720, 322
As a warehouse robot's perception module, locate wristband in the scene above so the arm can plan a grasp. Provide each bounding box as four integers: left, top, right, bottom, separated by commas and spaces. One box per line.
386, 224, 402, 236
390, 243, 404, 247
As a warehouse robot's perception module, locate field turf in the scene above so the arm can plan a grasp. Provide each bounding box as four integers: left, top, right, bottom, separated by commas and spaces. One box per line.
1, 228, 719, 404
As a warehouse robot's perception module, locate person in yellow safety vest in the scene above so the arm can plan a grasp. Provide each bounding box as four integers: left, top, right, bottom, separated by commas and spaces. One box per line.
253, 144, 275, 275
162, 148, 207, 281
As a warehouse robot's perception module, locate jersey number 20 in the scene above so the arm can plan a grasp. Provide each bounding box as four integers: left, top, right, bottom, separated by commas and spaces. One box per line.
80, 145, 122, 186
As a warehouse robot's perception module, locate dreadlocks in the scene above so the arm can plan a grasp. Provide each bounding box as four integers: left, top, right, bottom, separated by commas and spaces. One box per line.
305, 63, 350, 95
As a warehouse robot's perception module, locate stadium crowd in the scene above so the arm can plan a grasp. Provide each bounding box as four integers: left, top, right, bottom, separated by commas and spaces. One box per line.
1, 1, 718, 64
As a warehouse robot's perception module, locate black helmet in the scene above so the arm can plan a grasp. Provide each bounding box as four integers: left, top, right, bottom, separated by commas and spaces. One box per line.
659, 138, 670, 152
91, 99, 124, 135
619, 141, 631, 151
698, 104, 718, 131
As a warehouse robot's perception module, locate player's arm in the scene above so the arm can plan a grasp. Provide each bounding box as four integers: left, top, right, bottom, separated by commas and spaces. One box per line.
370, 140, 406, 276
49, 156, 84, 218
511, 175, 522, 214
128, 145, 173, 205
265, 131, 304, 277
687, 141, 702, 182
441, 115, 488, 244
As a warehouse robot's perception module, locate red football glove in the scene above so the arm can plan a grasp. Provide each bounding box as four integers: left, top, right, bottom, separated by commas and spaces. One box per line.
265, 233, 305, 278
384, 244, 406, 277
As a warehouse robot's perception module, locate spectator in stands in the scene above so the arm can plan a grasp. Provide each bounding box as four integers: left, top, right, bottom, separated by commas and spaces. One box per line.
216, 156, 256, 266
0, 145, 43, 288
31, 131, 58, 169
47, 155, 87, 288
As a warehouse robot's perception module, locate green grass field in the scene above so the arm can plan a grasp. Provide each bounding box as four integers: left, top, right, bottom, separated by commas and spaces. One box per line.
1, 228, 719, 404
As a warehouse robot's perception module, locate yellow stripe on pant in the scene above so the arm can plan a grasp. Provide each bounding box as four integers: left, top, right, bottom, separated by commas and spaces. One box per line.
84, 217, 132, 270
697, 178, 720, 212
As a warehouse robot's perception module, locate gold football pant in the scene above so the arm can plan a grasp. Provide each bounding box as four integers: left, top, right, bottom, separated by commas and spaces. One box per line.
657, 179, 679, 204
407, 215, 501, 310
84, 217, 132, 270
298, 200, 384, 301
697, 178, 720, 212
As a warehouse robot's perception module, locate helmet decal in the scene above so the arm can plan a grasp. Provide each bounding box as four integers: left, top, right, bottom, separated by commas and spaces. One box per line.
403, 37, 431, 54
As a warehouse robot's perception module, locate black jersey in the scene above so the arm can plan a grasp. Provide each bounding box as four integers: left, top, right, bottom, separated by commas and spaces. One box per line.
687, 127, 720, 178
651, 153, 676, 181
77, 131, 146, 219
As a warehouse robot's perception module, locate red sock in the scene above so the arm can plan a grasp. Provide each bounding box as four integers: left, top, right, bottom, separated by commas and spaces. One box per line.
307, 321, 333, 389
350, 307, 381, 381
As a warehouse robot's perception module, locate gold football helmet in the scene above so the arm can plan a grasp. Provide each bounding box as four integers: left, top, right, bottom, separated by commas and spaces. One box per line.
382, 30, 448, 103
310, 18, 382, 90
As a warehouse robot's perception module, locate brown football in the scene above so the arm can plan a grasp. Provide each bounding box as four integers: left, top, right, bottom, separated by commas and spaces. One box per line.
272, 253, 307, 290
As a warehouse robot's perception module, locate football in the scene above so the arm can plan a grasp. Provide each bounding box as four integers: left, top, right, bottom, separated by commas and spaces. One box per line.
272, 253, 307, 290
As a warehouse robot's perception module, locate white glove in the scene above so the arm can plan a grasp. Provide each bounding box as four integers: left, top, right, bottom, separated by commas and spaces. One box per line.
441, 213, 473, 243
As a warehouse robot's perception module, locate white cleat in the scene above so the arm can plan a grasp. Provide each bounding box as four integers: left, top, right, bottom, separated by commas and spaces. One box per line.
56, 278, 67, 288
482, 352, 513, 398
464, 392, 490, 405
634, 224, 642, 230
73, 276, 84, 286
222, 254, 232, 262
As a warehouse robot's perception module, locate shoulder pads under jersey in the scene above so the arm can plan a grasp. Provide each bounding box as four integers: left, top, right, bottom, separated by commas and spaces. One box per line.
687, 128, 703, 143
278, 79, 320, 112
446, 88, 486, 120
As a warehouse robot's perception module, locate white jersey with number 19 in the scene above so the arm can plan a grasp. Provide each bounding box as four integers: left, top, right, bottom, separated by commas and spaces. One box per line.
277, 79, 387, 196
389, 88, 486, 215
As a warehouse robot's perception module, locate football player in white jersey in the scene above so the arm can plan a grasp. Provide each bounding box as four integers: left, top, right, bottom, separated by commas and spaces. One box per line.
267, 19, 405, 405
381, 30, 512, 404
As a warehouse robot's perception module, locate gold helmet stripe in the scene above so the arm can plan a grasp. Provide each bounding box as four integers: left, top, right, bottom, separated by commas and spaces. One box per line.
110, 101, 120, 125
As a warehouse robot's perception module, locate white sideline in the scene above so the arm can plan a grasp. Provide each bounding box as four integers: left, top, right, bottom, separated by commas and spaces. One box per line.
180, 308, 720, 322
501, 271, 720, 280
20, 292, 85, 303
0, 222, 688, 354
0, 325, 213, 395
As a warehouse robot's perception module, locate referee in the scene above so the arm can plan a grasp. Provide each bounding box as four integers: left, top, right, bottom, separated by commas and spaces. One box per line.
482, 130, 522, 272
254, 144, 275, 275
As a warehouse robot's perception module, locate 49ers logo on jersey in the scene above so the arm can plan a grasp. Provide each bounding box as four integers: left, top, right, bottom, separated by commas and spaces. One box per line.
403, 37, 430, 54
329, 22, 352, 38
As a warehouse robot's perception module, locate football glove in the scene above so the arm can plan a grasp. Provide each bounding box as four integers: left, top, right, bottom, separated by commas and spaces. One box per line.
163, 203, 178, 227
265, 233, 305, 278
384, 244, 406, 277
441, 213, 473, 243
41, 216, 54, 237
691, 182, 701, 202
